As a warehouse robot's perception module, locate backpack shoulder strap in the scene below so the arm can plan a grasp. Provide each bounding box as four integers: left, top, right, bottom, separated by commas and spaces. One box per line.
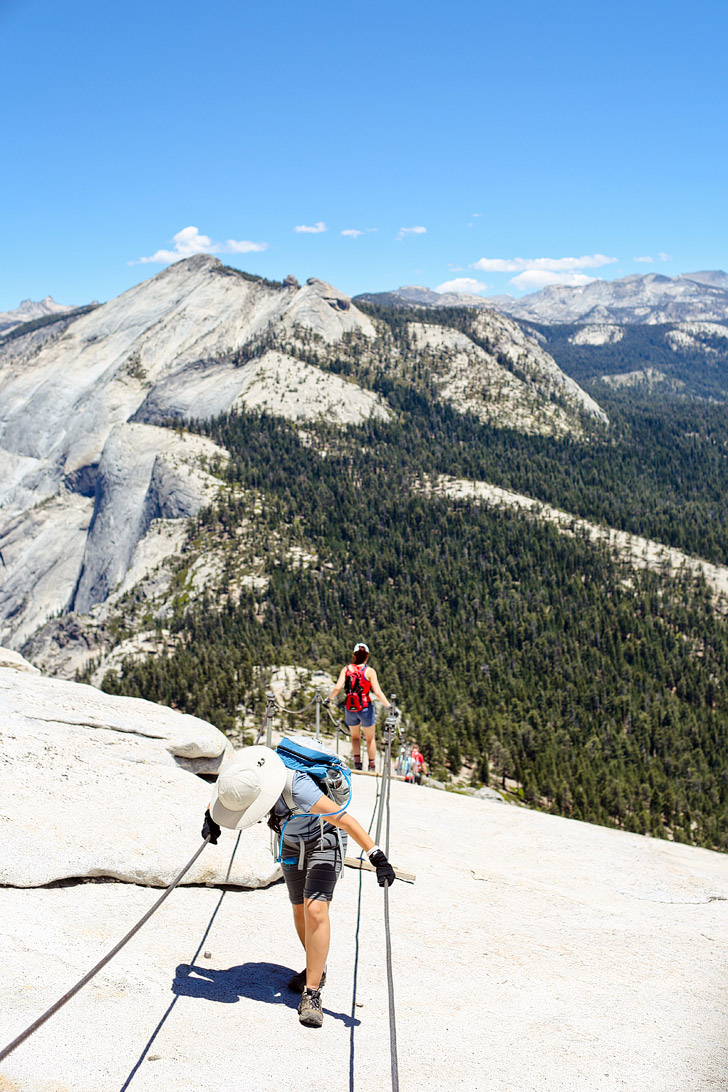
281, 769, 296, 813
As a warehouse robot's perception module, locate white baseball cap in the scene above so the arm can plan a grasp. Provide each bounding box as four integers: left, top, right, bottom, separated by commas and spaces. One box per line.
353, 642, 370, 653
209, 746, 287, 830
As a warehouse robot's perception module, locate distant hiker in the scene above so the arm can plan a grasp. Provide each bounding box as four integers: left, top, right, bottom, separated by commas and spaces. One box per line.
201, 745, 395, 1029
405, 743, 427, 785
326, 642, 391, 772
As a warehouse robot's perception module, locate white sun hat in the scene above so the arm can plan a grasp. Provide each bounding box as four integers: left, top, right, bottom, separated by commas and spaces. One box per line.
209, 746, 287, 830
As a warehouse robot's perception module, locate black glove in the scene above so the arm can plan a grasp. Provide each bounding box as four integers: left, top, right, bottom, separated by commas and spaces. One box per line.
322, 697, 330, 708
369, 848, 395, 888
202, 811, 221, 845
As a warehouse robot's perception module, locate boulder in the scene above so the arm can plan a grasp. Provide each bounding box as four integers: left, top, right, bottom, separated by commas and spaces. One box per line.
473, 785, 505, 802
0, 656, 283, 889
0, 647, 40, 673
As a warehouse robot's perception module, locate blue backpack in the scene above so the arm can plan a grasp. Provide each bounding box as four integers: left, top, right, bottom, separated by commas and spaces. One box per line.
274, 738, 352, 867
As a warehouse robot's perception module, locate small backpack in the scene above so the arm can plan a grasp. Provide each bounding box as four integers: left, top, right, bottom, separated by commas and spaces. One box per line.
344, 664, 367, 711
274, 737, 352, 867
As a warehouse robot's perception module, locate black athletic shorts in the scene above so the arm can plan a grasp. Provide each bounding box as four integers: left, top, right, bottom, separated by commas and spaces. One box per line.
280, 830, 348, 903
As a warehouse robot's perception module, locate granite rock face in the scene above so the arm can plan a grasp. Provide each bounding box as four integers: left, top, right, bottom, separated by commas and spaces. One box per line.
0, 654, 285, 890
0, 257, 388, 652
408, 313, 607, 435
1, 770, 727, 1091
0, 647, 40, 673
71, 423, 224, 614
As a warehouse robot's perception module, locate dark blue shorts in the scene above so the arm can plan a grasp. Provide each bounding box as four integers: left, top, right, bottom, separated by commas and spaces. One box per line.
345, 703, 375, 728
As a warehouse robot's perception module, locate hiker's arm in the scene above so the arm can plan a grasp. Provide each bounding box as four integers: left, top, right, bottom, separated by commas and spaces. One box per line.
327, 667, 346, 701
311, 798, 395, 886
367, 668, 391, 708
310, 796, 375, 853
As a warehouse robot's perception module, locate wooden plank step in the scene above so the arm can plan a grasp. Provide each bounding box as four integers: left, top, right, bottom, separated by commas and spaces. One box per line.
344, 856, 416, 884
351, 769, 408, 781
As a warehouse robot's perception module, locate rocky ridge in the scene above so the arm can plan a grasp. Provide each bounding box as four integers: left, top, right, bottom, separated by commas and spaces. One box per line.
1, 256, 604, 670
431, 474, 728, 604
0, 258, 386, 653
356, 271, 728, 326
499, 271, 728, 325
408, 313, 606, 432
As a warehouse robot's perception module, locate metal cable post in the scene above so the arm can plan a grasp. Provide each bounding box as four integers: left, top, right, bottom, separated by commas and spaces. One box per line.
375, 694, 398, 847
264, 690, 276, 748
315, 687, 321, 741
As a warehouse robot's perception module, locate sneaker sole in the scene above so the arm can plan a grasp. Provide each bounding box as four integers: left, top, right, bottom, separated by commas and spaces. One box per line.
298, 1012, 323, 1028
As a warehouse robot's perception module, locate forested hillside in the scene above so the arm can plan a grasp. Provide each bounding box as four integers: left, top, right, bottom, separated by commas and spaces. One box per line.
532, 320, 728, 398
99, 324, 728, 850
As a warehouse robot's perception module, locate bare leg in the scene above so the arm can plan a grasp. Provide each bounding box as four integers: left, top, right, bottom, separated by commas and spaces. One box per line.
292, 902, 306, 949
350, 724, 362, 763
364, 723, 377, 765
303, 898, 330, 990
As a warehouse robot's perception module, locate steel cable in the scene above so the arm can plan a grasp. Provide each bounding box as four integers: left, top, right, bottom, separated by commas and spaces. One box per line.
274, 695, 318, 716
0, 837, 211, 1064
372, 699, 401, 1092
119, 831, 242, 1091
349, 752, 382, 1092
382, 750, 400, 1092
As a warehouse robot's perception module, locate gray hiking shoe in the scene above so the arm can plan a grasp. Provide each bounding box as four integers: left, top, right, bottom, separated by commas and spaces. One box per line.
298, 987, 323, 1028
288, 967, 326, 993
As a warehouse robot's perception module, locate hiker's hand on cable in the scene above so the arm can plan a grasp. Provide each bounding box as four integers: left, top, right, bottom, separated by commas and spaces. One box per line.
368, 847, 395, 887
202, 810, 221, 845
322, 697, 330, 708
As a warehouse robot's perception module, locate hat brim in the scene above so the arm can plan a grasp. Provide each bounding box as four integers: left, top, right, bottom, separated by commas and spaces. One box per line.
209, 746, 287, 831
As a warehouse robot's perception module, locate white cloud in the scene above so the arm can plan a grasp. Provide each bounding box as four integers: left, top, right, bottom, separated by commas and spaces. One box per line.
435, 277, 490, 295
294, 221, 327, 234
510, 270, 598, 290
130, 225, 267, 265
634, 256, 654, 263
471, 254, 617, 273
341, 229, 363, 238
225, 238, 269, 253
397, 225, 427, 240
658, 252, 673, 262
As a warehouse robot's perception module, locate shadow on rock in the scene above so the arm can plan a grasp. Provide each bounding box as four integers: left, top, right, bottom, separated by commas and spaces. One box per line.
172, 961, 360, 1027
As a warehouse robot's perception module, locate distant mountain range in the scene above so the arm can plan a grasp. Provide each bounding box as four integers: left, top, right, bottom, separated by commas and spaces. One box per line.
355, 271, 728, 326
0, 296, 80, 335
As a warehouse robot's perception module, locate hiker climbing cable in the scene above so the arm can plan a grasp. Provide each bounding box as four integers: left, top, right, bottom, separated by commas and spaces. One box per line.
202, 742, 395, 1029
326, 642, 391, 771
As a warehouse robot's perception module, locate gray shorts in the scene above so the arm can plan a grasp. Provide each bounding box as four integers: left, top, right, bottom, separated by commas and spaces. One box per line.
280, 830, 348, 903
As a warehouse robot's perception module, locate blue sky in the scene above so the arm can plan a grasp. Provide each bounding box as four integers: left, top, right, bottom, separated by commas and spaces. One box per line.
1, 0, 726, 309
